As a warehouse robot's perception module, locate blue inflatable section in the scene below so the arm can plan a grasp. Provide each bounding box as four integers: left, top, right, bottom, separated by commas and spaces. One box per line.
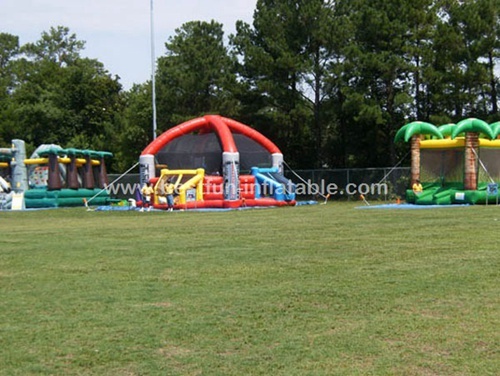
251, 167, 296, 201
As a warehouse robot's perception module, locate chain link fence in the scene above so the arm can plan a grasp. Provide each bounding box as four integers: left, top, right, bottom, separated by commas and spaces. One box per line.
284, 167, 411, 201
108, 167, 411, 202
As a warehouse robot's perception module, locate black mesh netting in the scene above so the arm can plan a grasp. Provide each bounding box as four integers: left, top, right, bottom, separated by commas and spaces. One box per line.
234, 134, 272, 172
420, 149, 464, 184
478, 148, 500, 183
155, 132, 272, 174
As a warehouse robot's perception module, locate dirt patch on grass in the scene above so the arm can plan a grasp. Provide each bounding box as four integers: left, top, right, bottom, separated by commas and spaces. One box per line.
158, 345, 191, 358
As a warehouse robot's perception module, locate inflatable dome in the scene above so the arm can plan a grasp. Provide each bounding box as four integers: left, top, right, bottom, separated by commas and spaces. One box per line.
139, 115, 296, 209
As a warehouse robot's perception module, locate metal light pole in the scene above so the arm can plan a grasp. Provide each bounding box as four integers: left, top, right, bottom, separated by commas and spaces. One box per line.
150, 0, 157, 139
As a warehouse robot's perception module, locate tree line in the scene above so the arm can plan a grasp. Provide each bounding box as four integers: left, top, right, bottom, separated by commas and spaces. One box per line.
1, 0, 499, 172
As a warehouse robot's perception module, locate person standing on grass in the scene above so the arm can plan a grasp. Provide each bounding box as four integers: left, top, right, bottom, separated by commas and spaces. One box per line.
165, 178, 175, 211
141, 182, 154, 211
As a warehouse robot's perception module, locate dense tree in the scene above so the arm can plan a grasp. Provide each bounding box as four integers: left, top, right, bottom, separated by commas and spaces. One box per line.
0, 33, 19, 83
155, 20, 240, 131
21, 26, 85, 67
332, 0, 421, 167
421, 0, 500, 124
1, 27, 124, 163
232, 0, 337, 168
236, 0, 500, 169
116, 83, 153, 171
0, 33, 20, 145
446, 0, 499, 118
1, 1, 498, 172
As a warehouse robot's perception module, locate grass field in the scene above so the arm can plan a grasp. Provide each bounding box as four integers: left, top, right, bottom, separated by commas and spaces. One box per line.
0, 202, 498, 375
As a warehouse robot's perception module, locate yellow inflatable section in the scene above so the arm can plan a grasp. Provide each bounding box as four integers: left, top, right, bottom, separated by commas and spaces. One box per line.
420, 138, 500, 149
154, 168, 205, 205
23, 157, 101, 166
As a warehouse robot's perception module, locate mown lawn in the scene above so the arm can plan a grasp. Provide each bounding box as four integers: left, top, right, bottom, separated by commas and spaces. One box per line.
0, 203, 498, 375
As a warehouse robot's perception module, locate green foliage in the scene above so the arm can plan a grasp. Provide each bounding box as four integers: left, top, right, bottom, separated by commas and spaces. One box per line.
422, 0, 500, 121
115, 83, 153, 171
0, 0, 499, 171
0, 27, 123, 164
0, 33, 21, 145
231, 0, 334, 167
155, 20, 240, 132
21, 26, 85, 66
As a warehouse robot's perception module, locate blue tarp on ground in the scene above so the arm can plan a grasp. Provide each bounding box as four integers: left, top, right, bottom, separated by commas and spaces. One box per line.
94, 200, 318, 212
95, 206, 138, 211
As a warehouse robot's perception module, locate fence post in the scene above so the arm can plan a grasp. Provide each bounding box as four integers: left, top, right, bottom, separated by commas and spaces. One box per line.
346, 169, 350, 201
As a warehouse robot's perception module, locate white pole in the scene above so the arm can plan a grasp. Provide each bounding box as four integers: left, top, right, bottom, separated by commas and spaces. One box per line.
150, 0, 157, 139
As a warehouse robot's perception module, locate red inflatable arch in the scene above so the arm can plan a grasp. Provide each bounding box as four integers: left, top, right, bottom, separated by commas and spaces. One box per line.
141, 115, 282, 155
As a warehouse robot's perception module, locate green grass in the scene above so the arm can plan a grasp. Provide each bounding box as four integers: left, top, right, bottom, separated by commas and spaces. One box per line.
0, 203, 498, 375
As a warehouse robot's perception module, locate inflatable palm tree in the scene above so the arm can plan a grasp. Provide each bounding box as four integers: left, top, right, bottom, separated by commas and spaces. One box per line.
437, 123, 456, 138
394, 121, 443, 185
451, 118, 494, 190
489, 121, 500, 139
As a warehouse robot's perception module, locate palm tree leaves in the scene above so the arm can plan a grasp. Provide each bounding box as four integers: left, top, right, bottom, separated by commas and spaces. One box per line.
437, 123, 456, 138
394, 121, 443, 142
451, 118, 494, 140
395, 118, 499, 142
489, 122, 500, 139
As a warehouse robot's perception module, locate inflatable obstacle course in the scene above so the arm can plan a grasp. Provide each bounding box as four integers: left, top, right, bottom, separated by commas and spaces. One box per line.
139, 115, 296, 210
0, 139, 114, 209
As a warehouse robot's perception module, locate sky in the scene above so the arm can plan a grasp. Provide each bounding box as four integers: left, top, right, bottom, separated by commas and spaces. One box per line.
1, 0, 257, 90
